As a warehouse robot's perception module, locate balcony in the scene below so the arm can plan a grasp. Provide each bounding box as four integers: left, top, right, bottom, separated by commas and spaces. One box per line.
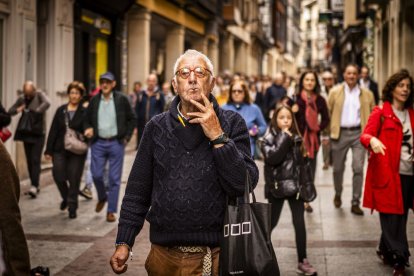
223, 1, 242, 25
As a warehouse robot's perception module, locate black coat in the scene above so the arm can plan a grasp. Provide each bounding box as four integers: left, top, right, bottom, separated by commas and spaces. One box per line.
0, 102, 11, 128
259, 128, 303, 199
85, 91, 137, 143
369, 79, 379, 105
45, 104, 87, 155
264, 84, 287, 114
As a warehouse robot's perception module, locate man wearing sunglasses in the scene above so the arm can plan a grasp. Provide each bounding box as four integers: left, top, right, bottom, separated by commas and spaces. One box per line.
111, 50, 259, 275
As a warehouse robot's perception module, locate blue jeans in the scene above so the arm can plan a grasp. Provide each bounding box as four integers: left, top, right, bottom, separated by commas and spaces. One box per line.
91, 139, 125, 213
84, 148, 109, 190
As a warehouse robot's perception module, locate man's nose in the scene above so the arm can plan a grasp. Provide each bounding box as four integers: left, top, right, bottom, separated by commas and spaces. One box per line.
188, 72, 197, 84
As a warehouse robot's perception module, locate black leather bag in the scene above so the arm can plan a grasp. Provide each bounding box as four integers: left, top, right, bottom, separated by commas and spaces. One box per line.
270, 178, 299, 198
16, 110, 43, 136
220, 172, 280, 276
298, 157, 317, 202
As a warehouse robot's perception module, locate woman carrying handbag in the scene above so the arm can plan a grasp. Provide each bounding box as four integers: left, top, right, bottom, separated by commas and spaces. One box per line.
259, 104, 317, 276
44, 81, 88, 219
294, 71, 329, 213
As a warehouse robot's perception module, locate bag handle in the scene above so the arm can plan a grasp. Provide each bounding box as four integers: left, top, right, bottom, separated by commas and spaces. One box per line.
243, 170, 256, 204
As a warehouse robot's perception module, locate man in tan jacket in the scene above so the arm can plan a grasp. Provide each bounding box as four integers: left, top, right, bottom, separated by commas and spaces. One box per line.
327, 64, 375, 215
0, 141, 31, 275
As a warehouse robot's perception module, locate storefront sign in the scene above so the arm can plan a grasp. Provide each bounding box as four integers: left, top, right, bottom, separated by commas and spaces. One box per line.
331, 0, 343, 12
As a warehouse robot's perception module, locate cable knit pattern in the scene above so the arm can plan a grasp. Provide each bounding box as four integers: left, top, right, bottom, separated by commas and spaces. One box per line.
116, 96, 259, 248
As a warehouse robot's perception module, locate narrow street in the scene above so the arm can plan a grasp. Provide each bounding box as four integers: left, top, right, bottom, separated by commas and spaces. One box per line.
20, 149, 414, 275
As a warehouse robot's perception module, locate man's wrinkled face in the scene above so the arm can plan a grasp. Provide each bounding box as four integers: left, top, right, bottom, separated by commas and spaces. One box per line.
100, 79, 116, 96
172, 56, 215, 104
343, 66, 359, 88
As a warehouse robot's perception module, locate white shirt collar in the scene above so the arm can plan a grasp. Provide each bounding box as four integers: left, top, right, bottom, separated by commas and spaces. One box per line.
344, 83, 360, 95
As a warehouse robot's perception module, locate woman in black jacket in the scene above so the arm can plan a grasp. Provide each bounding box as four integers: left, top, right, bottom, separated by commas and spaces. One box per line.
259, 104, 317, 276
44, 81, 87, 219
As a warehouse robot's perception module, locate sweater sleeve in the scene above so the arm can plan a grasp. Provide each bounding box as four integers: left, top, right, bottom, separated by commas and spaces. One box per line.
360, 106, 383, 149
34, 91, 51, 113
116, 120, 155, 247
8, 97, 24, 116
212, 113, 259, 197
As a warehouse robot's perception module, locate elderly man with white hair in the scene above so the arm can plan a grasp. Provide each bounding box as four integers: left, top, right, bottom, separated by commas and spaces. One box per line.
110, 49, 259, 275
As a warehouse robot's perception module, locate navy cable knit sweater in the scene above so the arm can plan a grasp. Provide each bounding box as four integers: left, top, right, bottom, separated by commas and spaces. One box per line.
116, 95, 259, 248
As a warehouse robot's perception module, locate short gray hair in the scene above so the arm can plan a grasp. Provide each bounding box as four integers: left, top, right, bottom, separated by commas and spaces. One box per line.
173, 49, 214, 81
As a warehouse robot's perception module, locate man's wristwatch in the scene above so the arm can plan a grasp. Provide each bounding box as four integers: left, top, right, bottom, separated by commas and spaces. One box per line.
210, 132, 230, 146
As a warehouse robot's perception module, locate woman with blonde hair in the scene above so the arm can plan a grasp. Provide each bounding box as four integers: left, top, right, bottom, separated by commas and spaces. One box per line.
222, 80, 267, 157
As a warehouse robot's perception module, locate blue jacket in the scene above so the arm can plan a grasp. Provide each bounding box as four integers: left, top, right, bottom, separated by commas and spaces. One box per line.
222, 103, 267, 156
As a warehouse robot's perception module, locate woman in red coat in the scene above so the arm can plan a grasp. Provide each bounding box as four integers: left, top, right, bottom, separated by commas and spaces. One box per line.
360, 70, 414, 275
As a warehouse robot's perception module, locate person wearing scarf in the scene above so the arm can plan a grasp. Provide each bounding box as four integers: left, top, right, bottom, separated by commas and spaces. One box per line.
295, 71, 330, 212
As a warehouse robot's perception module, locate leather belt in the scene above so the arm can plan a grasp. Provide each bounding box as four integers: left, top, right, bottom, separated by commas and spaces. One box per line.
340, 126, 361, 131
98, 136, 117, 141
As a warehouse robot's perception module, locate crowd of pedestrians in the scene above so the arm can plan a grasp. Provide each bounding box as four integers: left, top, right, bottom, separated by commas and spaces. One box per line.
0, 48, 413, 276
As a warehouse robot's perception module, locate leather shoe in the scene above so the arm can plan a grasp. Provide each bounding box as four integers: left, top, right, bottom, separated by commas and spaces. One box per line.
60, 200, 67, 211
351, 205, 364, 216
333, 195, 342, 208
95, 199, 107, 213
304, 203, 313, 213
106, 212, 117, 222
69, 209, 77, 219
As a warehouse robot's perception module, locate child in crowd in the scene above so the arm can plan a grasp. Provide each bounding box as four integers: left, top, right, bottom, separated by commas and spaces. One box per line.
259, 104, 317, 276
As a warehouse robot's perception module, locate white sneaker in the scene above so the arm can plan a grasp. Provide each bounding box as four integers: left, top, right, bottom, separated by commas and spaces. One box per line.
28, 186, 38, 198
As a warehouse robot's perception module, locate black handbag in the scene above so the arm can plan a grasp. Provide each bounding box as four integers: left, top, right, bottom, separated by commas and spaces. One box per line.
16, 110, 43, 136
220, 172, 280, 276
270, 178, 299, 198
298, 157, 317, 202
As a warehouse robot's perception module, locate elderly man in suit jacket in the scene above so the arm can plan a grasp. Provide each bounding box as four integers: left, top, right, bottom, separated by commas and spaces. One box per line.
328, 64, 375, 216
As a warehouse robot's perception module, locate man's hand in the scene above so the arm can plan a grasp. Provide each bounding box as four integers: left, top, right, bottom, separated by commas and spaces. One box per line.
17, 105, 26, 113
187, 93, 223, 140
84, 128, 94, 139
110, 245, 129, 274
370, 137, 386, 155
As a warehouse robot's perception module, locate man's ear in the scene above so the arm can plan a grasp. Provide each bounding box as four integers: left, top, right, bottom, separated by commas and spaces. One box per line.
209, 77, 216, 92
171, 78, 177, 94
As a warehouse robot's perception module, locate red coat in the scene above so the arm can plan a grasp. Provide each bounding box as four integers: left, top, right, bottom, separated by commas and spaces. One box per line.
360, 102, 414, 214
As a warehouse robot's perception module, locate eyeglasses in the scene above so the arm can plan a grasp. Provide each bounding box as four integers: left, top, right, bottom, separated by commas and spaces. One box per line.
322, 78, 333, 81
232, 89, 244, 94
175, 66, 212, 79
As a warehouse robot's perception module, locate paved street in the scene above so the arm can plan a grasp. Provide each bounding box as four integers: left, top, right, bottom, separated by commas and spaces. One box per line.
20, 149, 414, 276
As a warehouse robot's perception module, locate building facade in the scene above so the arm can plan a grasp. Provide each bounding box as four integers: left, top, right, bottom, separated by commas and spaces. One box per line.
0, 0, 304, 178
